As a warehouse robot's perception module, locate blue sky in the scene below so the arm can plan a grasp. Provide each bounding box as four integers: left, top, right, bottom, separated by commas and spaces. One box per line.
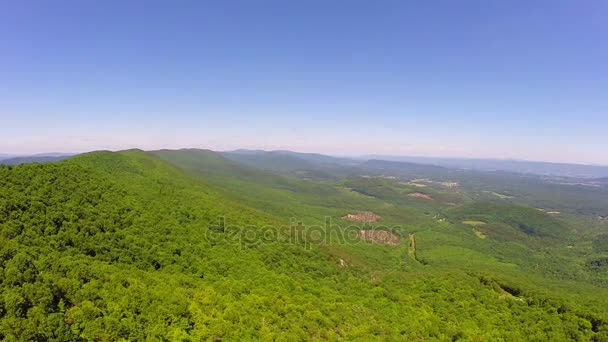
1, 1, 606, 164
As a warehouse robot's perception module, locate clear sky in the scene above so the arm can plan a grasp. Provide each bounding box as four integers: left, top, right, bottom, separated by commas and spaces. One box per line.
1, 1, 606, 164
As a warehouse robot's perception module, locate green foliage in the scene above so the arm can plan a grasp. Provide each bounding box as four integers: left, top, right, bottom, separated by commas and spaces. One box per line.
594, 234, 608, 253
446, 202, 571, 238
0, 150, 607, 340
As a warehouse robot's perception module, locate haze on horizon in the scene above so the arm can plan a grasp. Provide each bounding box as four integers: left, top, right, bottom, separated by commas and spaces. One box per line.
1, 1, 607, 165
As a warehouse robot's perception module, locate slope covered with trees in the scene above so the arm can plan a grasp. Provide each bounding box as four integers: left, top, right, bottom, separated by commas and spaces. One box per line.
1, 150, 607, 340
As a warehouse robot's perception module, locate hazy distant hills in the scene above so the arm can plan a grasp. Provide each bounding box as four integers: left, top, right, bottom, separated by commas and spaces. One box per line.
594, 177, 608, 187
0, 153, 74, 165
363, 155, 608, 179
225, 149, 608, 179
223, 150, 361, 179
3, 149, 608, 179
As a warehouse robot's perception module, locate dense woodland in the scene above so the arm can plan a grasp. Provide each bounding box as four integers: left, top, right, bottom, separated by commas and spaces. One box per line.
1, 149, 608, 341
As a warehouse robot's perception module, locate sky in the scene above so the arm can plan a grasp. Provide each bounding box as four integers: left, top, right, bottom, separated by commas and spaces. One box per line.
1, 0, 607, 164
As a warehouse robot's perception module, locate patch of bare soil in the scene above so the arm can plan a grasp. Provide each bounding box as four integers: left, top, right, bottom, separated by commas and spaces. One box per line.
343, 211, 381, 222
473, 228, 488, 239
407, 192, 433, 200
358, 230, 401, 246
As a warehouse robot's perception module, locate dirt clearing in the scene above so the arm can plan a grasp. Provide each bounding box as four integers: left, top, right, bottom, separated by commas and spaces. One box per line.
358, 230, 401, 246
407, 192, 433, 200
487, 191, 514, 199
343, 211, 381, 222
462, 220, 487, 227
473, 229, 488, 239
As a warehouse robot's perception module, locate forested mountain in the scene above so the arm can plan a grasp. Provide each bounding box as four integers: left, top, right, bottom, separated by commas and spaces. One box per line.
222, 150, 361, 180
364, 155, 608, 179
0, 156, 69, 165
1, 150, 608, 340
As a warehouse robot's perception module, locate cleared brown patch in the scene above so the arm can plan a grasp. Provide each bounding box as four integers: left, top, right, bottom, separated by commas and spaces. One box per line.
359, 230, 401, 246
473, 228, 488, 239
407, 192, 433, 200
343, 211, 381, 222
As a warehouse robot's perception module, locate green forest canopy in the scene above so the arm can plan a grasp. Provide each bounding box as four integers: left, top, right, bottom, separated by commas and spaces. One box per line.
1, 150, 607, 341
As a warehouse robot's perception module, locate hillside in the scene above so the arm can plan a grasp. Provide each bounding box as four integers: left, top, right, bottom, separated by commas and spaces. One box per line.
222, 150, 360, 180
446, 202, 571, 239
1, 150, 608, 340
151, 149, 438, 228
365, 155, 608, 178
0, 155, 69, 165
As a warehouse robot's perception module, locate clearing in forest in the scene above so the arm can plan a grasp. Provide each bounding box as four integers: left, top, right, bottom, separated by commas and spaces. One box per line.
407, 192, 433, 200
343, 211, 381, 222
408, 179, 459, 188
358, 230, 401, 246
462, 220, 487, 227
402, 182, 427, 188
462, 220, 488, 239
537, 208, 561, 215
472, 229, 488, 239
488, 191, 514, 199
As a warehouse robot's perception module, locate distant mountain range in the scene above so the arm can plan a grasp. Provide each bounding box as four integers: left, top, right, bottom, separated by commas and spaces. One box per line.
224, 150, 608, 179
0, 153, 74, 165
362, 155, 608, 179
2, 149, 607, 179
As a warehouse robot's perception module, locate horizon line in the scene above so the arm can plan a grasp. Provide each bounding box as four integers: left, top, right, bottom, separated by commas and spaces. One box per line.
2, 147, 608, 168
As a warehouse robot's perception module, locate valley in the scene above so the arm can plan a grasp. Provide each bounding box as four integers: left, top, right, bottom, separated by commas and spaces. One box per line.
1, 149, 607, 340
